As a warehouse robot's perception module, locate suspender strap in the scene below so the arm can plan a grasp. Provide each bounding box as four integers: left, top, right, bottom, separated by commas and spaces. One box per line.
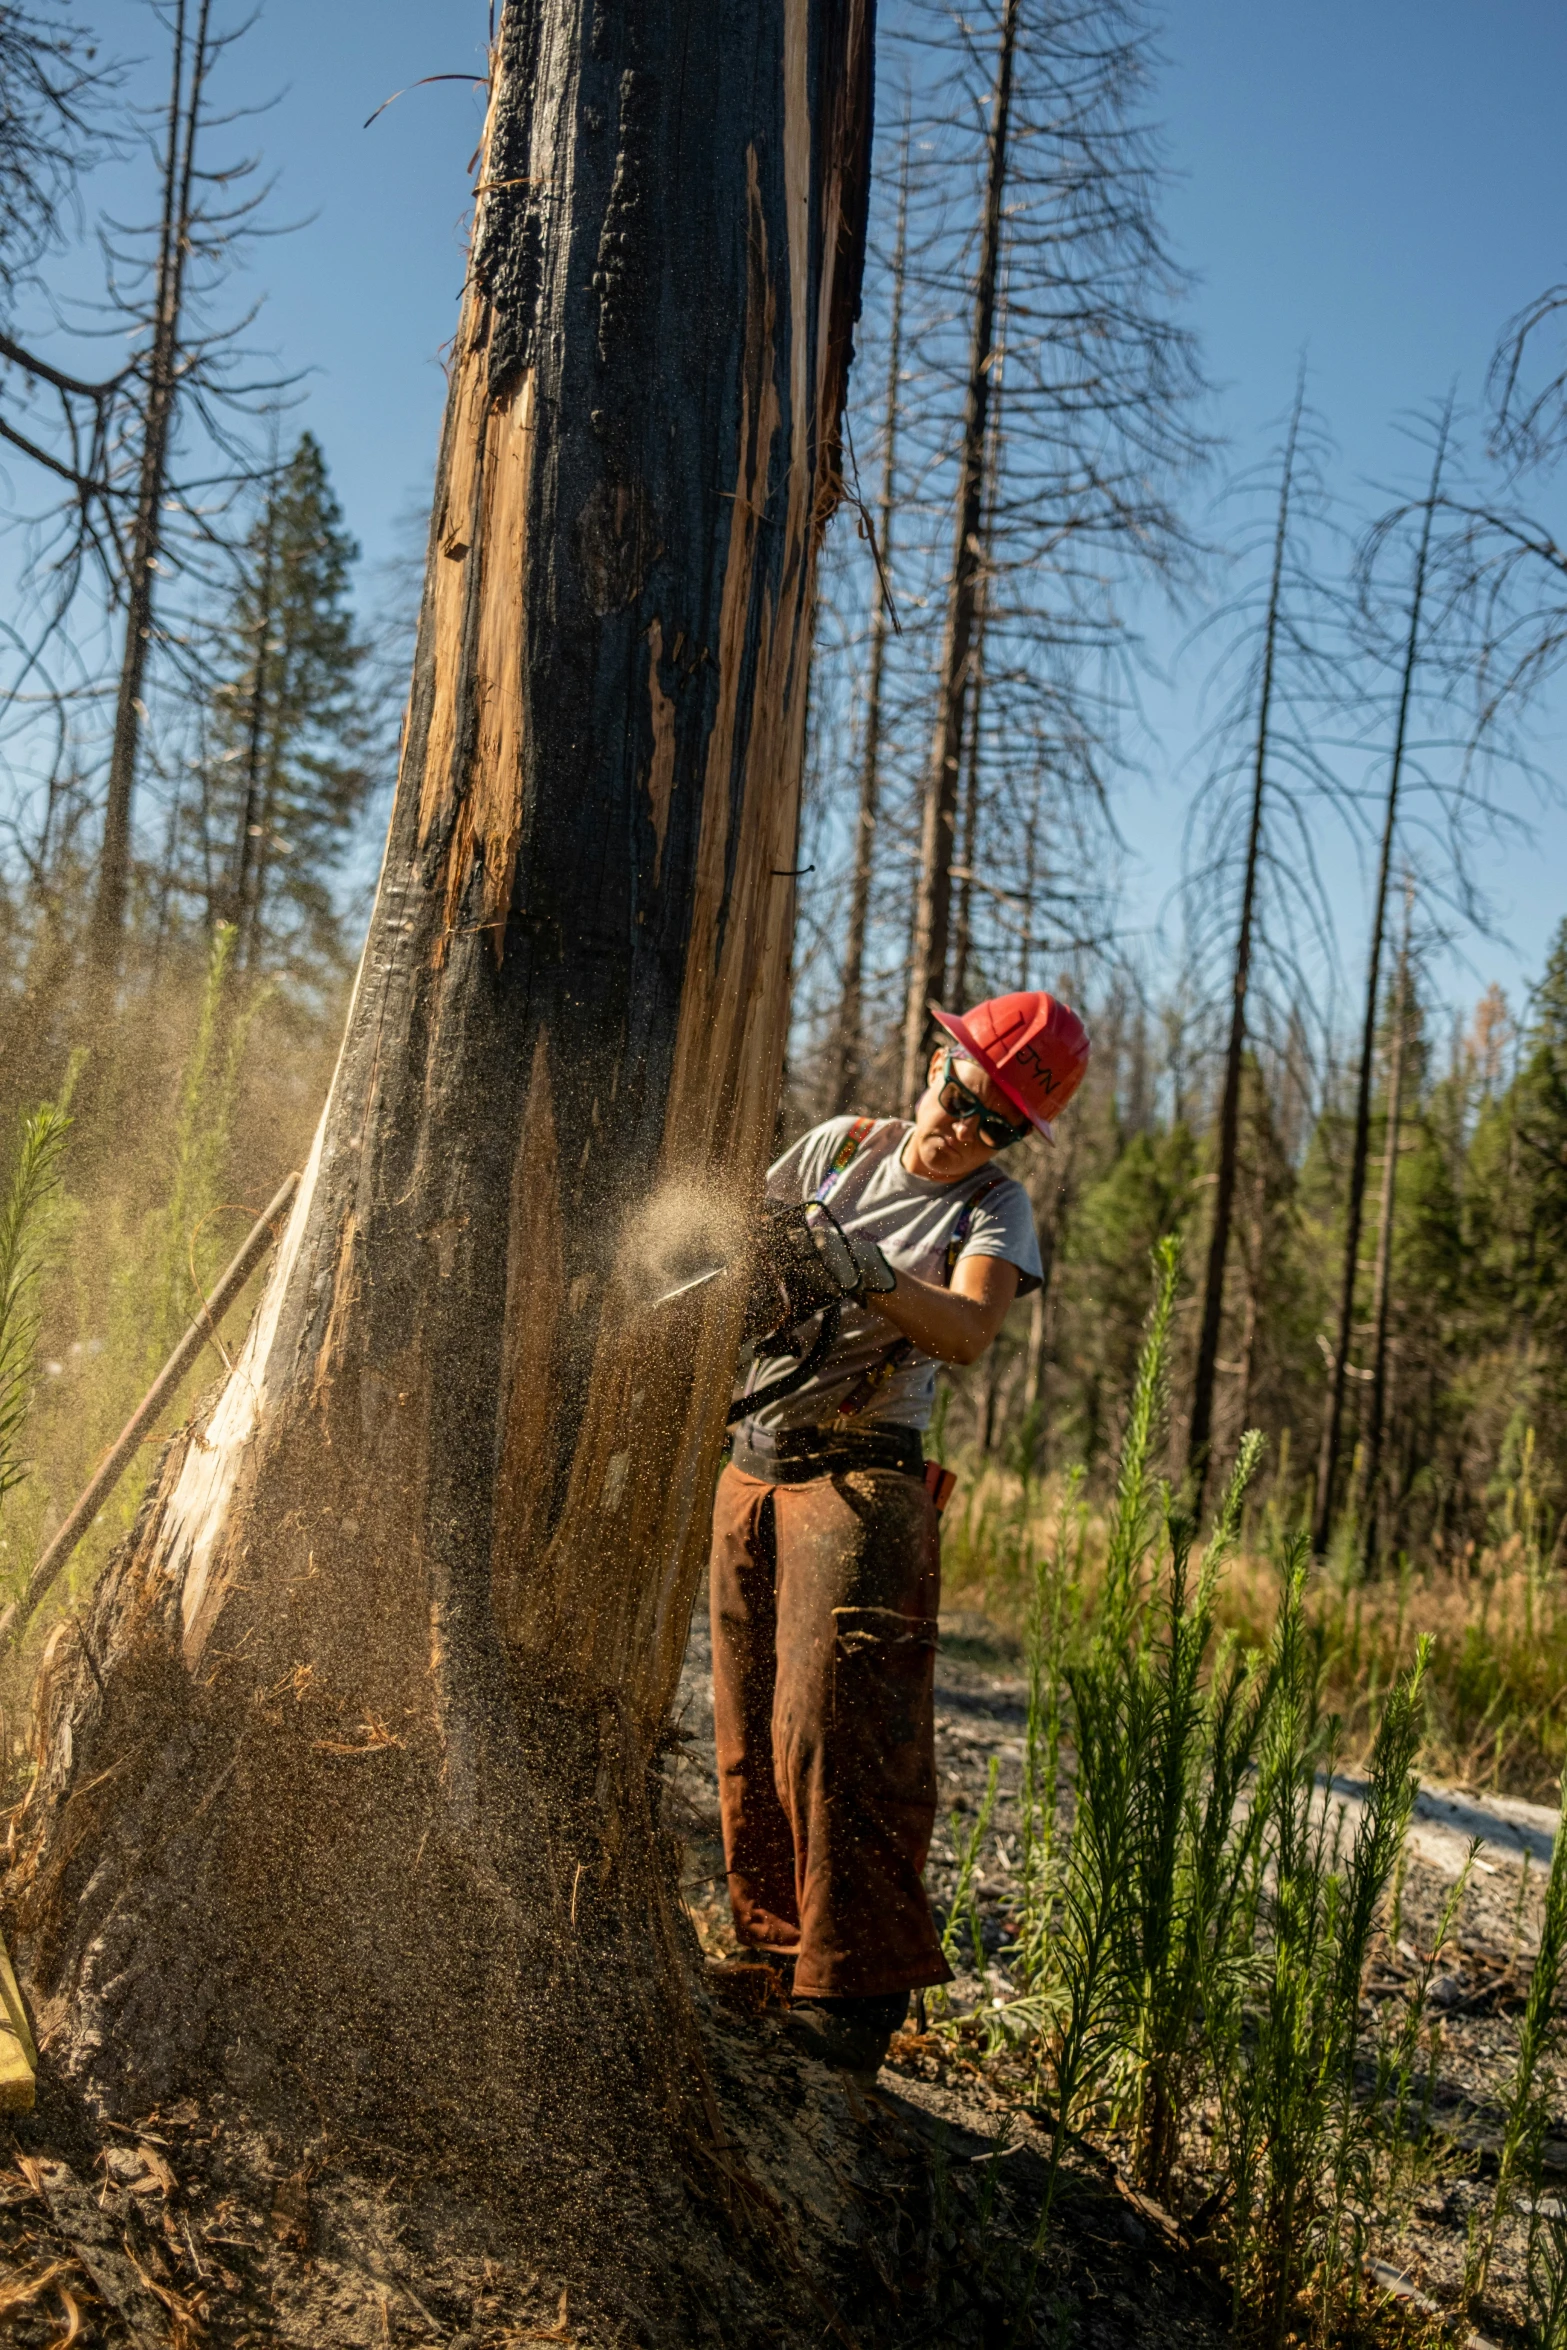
813, 1115, 878, 1202
739, 1118, 1014, 1429
834, 1166, 1010, 1421
943, 1171, 1009, 1278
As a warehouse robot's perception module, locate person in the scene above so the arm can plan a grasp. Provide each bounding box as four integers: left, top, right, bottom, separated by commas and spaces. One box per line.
708, 990, 1091, 2078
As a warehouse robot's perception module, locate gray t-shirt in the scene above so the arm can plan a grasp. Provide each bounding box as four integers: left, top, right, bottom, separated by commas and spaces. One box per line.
733, 1115, 1043, 1438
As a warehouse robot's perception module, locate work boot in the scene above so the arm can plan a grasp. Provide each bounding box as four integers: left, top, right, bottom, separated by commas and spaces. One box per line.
784, 1990, 909, 2082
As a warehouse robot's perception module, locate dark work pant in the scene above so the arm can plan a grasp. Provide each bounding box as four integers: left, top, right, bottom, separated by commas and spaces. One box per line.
708, 1461, 952, 1999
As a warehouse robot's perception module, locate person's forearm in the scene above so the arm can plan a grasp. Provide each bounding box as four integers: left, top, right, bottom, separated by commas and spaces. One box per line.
866, 1270, 1003, 1367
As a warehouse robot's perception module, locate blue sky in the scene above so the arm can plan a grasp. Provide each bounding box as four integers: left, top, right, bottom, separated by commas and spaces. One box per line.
28, 0, 1567, 1021
1134, 0, 1567, 1016
177, 0, 492, 569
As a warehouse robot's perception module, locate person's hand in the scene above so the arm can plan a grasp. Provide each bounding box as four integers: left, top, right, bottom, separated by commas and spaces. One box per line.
844, 1229, 896, 1299
805, 1207, 895, 1304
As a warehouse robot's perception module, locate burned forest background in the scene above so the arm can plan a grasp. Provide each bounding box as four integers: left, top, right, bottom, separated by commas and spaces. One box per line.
0, 0, 1564, 1778
788, 0, 1567, 1611
5, 6, 1567, 2350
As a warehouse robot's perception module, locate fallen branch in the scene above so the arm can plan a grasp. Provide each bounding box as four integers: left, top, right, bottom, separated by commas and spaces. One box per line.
0, 1171, 299, 1650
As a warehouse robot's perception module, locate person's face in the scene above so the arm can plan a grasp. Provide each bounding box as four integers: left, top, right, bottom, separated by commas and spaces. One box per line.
909, 1048, 1030, 1179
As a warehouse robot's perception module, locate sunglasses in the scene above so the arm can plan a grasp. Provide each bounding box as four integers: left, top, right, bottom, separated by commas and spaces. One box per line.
935, 1049, 1031, 1150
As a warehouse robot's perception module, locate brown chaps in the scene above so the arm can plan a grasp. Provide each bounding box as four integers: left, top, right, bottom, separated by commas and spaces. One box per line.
708, 1461, 952, 1998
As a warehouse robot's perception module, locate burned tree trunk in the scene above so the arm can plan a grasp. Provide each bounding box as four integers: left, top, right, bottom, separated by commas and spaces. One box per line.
227, 467, 280, 943
12, 0, 873, 2309
1356, 909, 1412, 1554
1185, 387, 1303, 1504
89, 0, 214, 978
1313, 421, 1447, 1551
828, 113, 908, 1118
900, 0, 1020, 1110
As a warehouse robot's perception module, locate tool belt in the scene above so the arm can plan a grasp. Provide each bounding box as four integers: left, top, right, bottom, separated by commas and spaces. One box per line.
729, 1421, 924, 1484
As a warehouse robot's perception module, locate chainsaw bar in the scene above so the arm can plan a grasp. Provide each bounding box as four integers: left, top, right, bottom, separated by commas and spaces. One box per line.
650, 1264, 727, 1308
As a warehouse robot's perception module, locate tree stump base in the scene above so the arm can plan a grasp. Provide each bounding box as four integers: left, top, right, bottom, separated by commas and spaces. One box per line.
0, 1976, 1242, 2349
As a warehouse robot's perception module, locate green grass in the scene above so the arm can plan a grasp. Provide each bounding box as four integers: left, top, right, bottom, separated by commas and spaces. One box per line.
0, 930, 312, 1666
932, 1245, 1492, 2344
0, 1098, 72, 1512
945, 1447, 1567, 1804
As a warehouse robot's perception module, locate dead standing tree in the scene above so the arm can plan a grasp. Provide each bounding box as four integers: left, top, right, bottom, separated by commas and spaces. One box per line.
1182, 378, 1347, 1504
0, 0, 288, 991
9, 0, 873, 2315
1312, 413, 1449, 1552
828, 102, 908, 1117
892, 0, 1204, 1109
900, 0, 1018, 1110
1355, 892, 1415, 1551
1185, 387, 1303, 1502
89, 0, 215, 975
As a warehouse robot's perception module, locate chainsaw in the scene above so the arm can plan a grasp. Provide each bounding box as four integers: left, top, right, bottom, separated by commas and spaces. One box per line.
651, 1198, 895, 1424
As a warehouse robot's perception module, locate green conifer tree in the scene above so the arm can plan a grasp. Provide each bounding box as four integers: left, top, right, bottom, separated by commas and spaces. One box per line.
1063, 1122, 1197, 1469
1513, 921, 1567, 1376
203, 433, 372, 987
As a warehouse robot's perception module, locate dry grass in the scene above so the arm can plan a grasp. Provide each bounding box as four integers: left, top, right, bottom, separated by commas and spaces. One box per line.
0, 936, 337, 1753
942, 1457, 1567, 1802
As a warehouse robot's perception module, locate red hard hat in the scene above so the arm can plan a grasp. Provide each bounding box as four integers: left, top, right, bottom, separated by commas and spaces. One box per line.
930, 991, 1091, 1141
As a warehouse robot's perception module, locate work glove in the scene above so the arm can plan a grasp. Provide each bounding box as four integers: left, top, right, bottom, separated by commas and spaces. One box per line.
842, 1225, 898, 1301
742, 1201, 897, 1350
796, 1205, 896, 1304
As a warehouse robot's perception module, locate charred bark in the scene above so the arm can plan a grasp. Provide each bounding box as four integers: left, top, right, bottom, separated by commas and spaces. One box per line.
828, 113, 907, 1118
1313, 420, 1447, 1551
1185, 387, 1303, 1505
1356, 910, 1412, 1554
12, 0, 873, 2314
900, 0, 1020, 1110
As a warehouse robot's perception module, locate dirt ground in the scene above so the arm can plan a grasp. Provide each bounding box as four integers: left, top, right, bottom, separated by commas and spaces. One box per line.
0, 1905, 1241, 2350
667, 1586, 1567, 2345
0, 2040, 1250, 2349
1, 1589, 1561, 2347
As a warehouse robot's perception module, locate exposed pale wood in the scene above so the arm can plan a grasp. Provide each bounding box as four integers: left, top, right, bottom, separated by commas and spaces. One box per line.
439, 369, 536, 954
12, 8, 878, 2259
0, 1926, 37, 2112
417, 324, 491, 850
